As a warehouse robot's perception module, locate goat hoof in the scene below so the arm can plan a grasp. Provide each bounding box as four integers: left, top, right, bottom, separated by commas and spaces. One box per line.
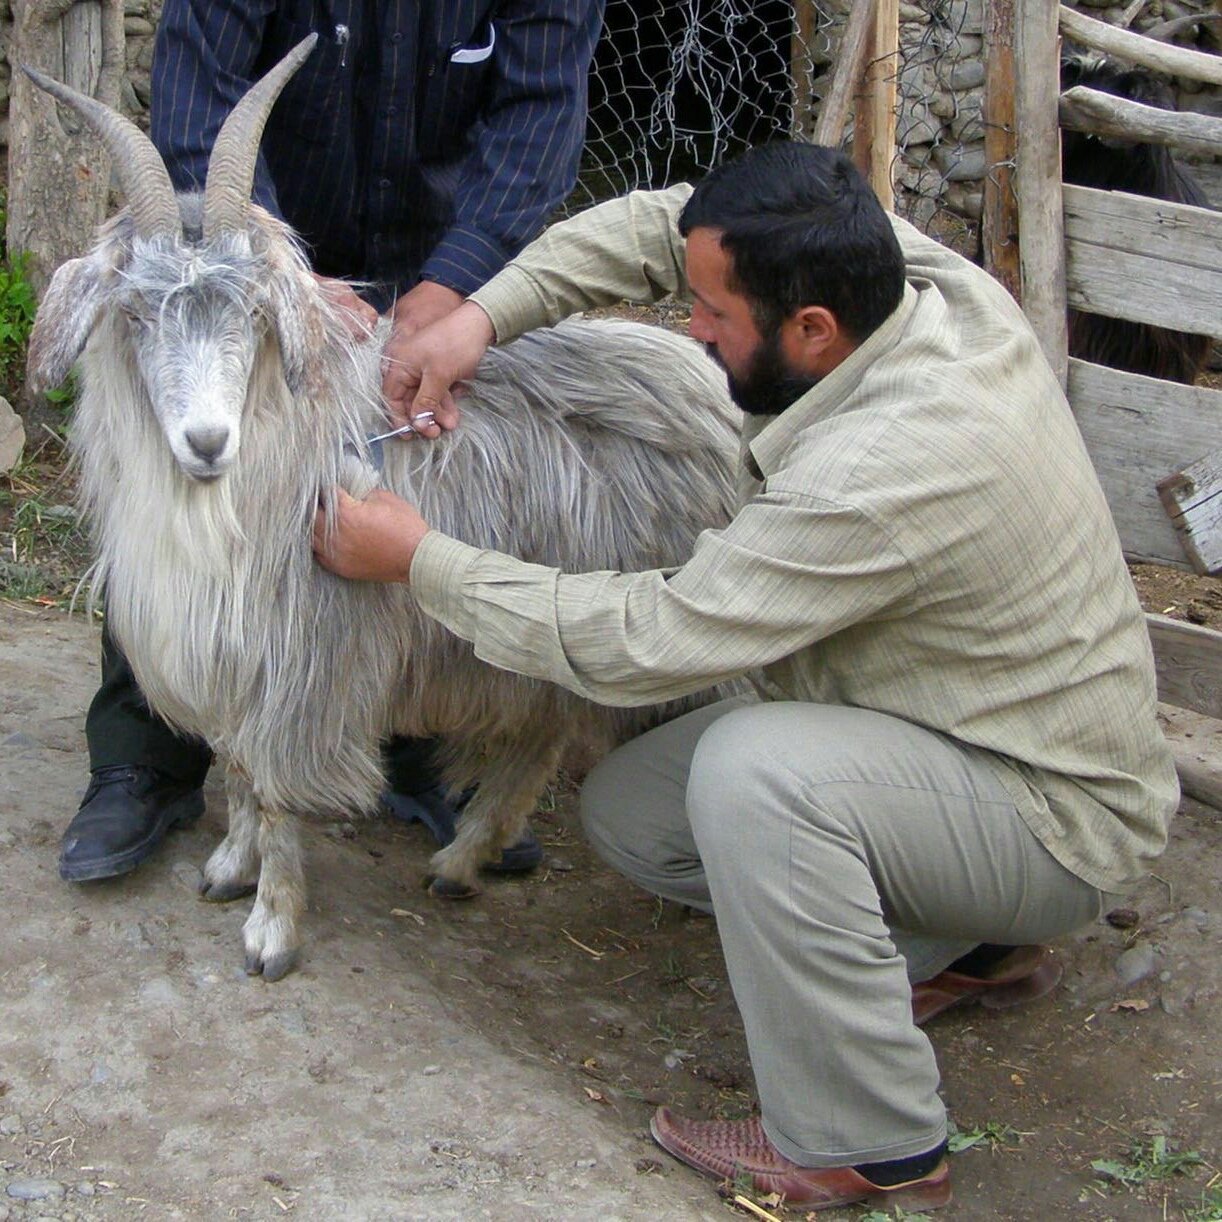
427, 874, 479, 900
244, 948, 298, 981
199, 878, 257, 903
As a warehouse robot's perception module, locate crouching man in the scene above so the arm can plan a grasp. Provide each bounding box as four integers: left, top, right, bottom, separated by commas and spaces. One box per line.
314, 143, 1178, 1211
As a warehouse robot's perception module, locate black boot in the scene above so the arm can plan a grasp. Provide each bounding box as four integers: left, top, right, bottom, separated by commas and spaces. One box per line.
59, 765, 206, 882
380, 784, 544, 873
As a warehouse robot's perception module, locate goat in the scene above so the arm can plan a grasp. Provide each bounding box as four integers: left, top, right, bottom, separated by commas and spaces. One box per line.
25, 39, 741, 981
1060, 51, 1214, 383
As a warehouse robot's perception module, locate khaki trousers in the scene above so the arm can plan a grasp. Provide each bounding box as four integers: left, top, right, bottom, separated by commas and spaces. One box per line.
579, 698, 1107, 1166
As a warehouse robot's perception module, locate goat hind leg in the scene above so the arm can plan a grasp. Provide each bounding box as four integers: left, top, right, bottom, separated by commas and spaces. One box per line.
242, 804, 306, 982
200, 763, 260, 902
428, 737, 562, 898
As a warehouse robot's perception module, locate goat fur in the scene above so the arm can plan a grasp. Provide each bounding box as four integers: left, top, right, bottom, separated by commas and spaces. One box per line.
34, 197, 742, 979
1060, 52, 1214, 384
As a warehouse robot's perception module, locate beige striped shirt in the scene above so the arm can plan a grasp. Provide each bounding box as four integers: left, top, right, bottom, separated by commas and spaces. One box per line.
412, 185, 1178, 894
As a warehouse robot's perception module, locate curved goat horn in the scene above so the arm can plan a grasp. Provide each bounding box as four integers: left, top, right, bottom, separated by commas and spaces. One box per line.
203, 34, 318, 239
20, 64, 179, 240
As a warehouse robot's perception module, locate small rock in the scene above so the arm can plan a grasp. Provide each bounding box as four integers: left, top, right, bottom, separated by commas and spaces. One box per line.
74, 1182, 96, 1197
5, 1178, 66, 1201
421, 1065, 442, 1076
1, 732, 38, 750
574, 1158, 597, 1169
1159, 979, 1197, 1016
1106, 907, 1141, 929
549, 857, 574, 872
1182, 907, 1210, 931
635, 1157, 663, 1174
0, 1115, 20, 1136
1115, 943, 1158, 986
90, 1063, 113, 1085
171, 860, 204, 891
276, 1008, 309, 1036
663, 1048, 693, 1071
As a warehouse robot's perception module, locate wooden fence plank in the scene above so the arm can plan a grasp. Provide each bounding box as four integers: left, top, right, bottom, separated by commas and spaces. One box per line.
1063, 183, 1222, 268
853, 0, 899, 210
1016, 0, 1068, 386
1059, 5, 1222, 87
1158, 449, 1222, 575
1060, 86, 1222, 160
982, 0, 1020, 301
1067, 359, 1222, 567
814, 0, 876, 148
1066, 243, 1222, 335
1147, 613, 1222, 721
1063, 185, 1222, 334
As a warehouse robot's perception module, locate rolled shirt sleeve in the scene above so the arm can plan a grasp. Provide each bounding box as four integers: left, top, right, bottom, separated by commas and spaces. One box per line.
411, 490, 916, 708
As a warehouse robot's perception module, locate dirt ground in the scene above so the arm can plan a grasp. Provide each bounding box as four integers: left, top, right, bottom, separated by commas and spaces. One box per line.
0, 600, 1219, 1222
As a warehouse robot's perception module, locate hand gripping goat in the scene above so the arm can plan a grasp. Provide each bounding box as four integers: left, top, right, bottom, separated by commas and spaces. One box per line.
25, 39, 741, 981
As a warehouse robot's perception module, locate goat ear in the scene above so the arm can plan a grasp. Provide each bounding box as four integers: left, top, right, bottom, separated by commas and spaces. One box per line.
266, 262, 327, 397
27, 252, 114, 394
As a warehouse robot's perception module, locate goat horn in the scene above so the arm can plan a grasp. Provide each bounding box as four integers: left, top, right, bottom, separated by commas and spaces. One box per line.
203, 34, 318, 239
20, 64, 180, 240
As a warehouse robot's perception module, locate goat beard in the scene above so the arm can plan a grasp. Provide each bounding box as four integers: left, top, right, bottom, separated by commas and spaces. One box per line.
705, 326, 819, 418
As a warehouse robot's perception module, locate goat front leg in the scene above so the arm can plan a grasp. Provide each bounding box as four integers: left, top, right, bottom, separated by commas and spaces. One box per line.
242, 804, 306, 981
200, 763, 260, 902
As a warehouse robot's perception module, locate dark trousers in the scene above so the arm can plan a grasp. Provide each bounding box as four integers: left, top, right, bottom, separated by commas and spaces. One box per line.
86, 622, 442, 795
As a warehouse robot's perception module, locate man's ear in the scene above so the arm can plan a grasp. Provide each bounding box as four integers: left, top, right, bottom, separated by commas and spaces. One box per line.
783, 305, 846, 376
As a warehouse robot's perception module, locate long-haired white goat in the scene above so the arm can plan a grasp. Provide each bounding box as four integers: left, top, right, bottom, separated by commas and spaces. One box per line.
26, 40, 740, 981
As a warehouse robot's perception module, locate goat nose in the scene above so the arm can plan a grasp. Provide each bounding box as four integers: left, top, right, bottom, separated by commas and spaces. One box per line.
185, 425, 230, 462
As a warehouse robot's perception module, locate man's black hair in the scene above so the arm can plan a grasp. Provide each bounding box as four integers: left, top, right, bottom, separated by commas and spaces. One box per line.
678, 142, 905, 343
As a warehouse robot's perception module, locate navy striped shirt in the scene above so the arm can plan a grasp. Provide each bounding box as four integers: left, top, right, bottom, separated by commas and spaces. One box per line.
150, 0, 604, 311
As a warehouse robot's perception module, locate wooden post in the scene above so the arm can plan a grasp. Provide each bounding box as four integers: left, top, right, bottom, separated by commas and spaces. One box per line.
982, 0, 1021, 302
792, 0, 818, 142
852, 0, 899, 209
814, 0, 876, 149
6, 0, 125, 297
1014, 0, 1068, 387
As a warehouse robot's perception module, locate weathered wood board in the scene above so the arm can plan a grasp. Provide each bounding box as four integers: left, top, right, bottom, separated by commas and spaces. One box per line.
1063, 185, 1222, 336
1158, 449, 1222, 576
1147, 613, 1222, 722
1067, 358, 1222, 568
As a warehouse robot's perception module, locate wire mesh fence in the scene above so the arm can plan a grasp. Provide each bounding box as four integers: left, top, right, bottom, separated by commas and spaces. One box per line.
567, 0, 993, 248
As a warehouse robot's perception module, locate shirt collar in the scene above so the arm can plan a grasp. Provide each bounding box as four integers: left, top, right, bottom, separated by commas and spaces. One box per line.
746, 282, 918, 478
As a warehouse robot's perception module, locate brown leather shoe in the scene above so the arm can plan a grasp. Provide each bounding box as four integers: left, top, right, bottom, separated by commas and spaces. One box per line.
650, 1108, 952, 1211
912, 944, 1062, 1025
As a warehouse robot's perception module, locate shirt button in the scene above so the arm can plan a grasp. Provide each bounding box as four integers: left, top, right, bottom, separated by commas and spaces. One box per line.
379, 177, 391, 189
385, 105, 398, 117
390, 31, 403, 43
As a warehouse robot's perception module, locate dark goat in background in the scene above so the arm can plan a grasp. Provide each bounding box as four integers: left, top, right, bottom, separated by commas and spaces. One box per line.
1060, 52, 1214, 384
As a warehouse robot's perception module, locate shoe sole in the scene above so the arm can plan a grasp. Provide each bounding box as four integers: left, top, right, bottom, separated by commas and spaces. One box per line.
58, 790, 206, 882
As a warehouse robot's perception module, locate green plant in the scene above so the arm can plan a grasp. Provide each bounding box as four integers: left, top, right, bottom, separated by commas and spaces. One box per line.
0, 248, 37, 401
1182, 1187, 1222, 1221
1090, 1135, 1204, 1190
947, 1119, 1022, 1153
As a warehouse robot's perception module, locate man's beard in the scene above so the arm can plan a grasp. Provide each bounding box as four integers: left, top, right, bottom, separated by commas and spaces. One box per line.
707, 327, 818, 417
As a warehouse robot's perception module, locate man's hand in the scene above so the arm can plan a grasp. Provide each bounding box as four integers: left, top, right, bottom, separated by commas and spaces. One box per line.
313, 487, 431, 583
313, 274, 378, 339
381, 299, 497, 436
390, 280, 466, 336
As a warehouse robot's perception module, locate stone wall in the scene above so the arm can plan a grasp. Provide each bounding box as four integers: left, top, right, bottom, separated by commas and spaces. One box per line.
0, 0, 1217, 223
